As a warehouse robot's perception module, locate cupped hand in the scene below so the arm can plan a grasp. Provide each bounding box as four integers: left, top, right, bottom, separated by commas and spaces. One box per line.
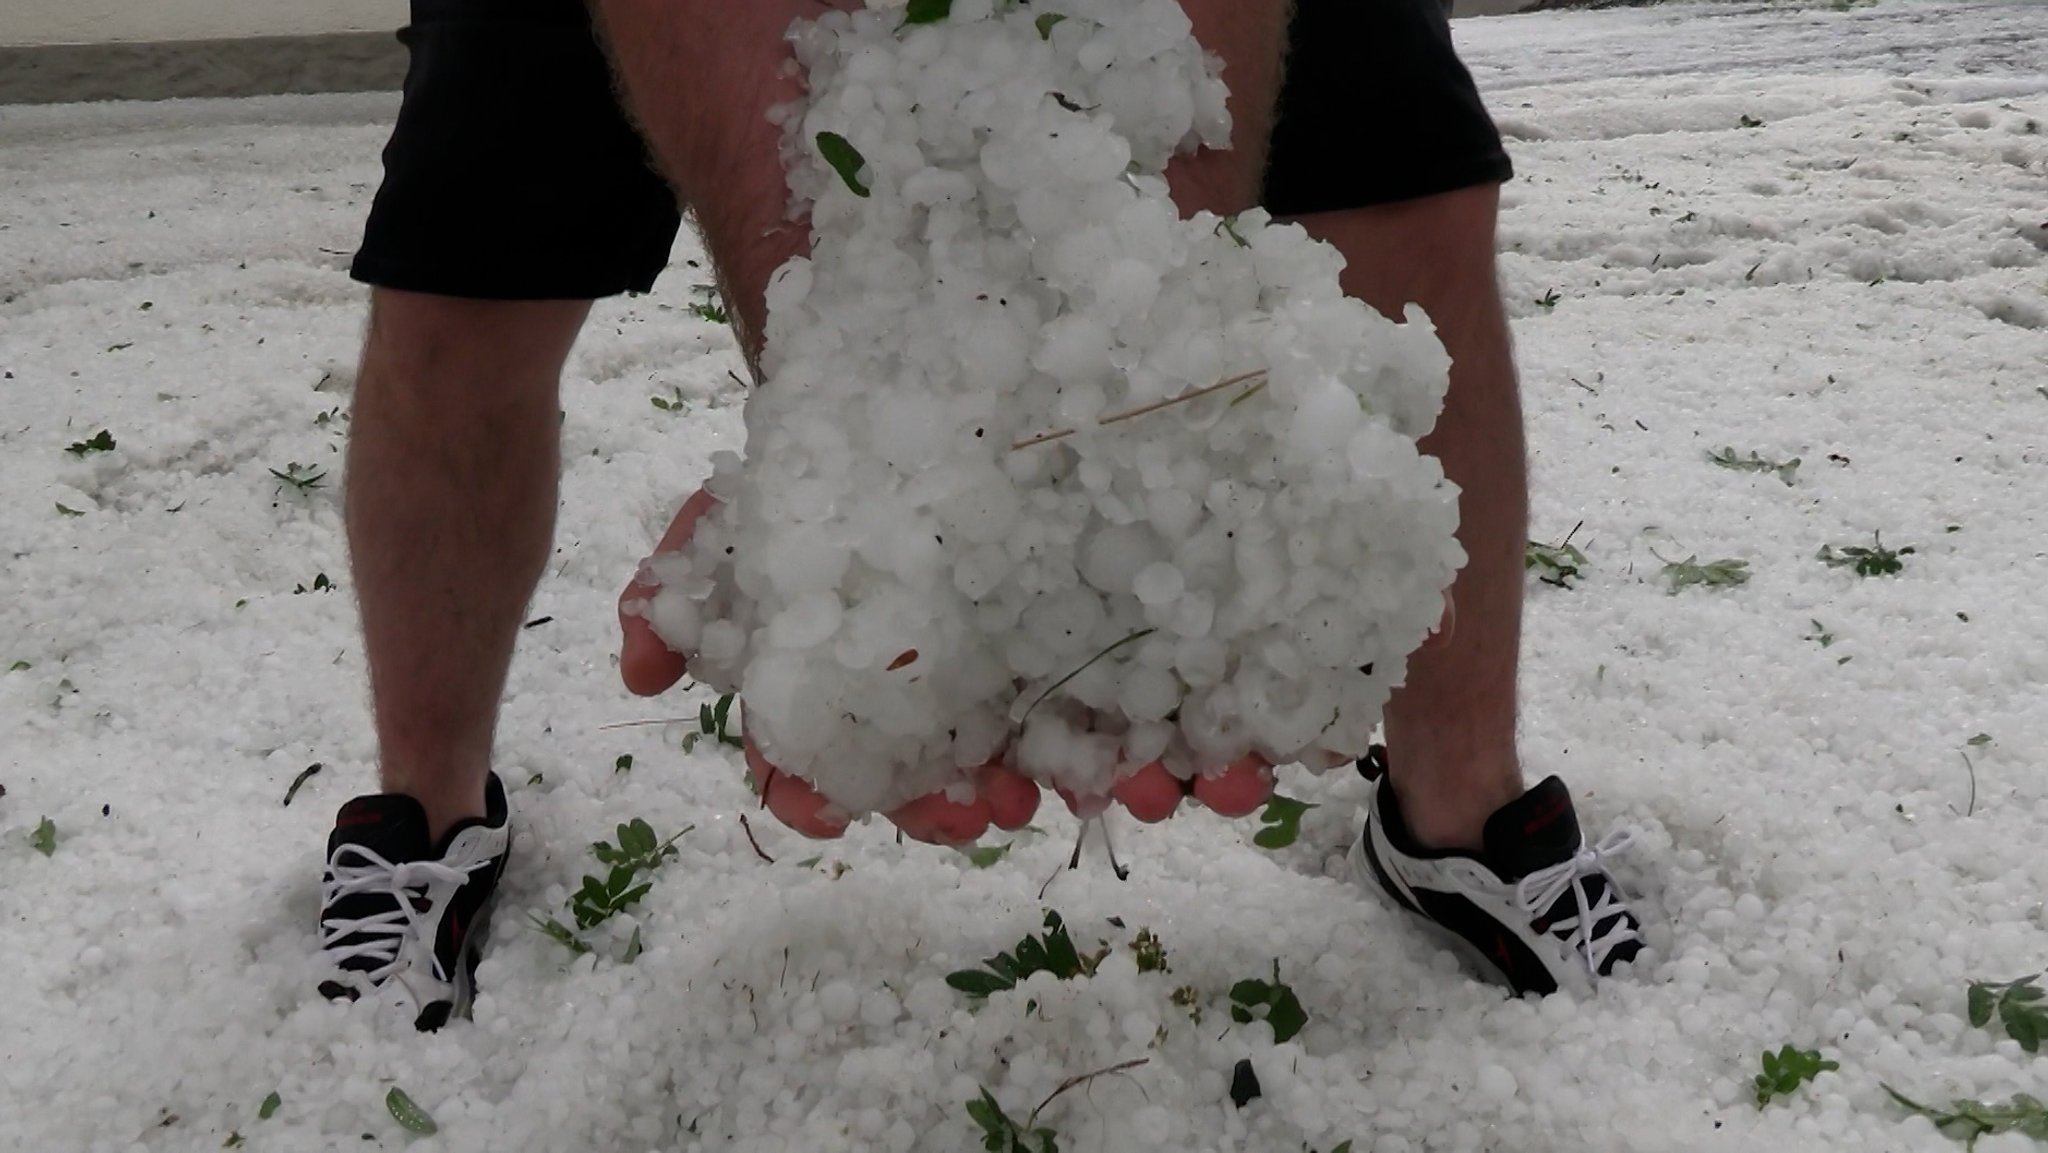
617, 492, 1445, 840
618, 489, 1039, 844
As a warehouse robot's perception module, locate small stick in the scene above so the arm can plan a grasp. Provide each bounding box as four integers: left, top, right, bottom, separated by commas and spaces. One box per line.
1010, 370, 1268, 451
739, 813, 777, 864
1098, 816, 1130, 881
597, 717, 692, 731
1018, 628, 1156, 726
1028, 1058, 1150, 1127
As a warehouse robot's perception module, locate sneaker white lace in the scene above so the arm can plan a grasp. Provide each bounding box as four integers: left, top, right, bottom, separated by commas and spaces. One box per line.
1513, 827, 1640, 975
319, 844, 496, 1005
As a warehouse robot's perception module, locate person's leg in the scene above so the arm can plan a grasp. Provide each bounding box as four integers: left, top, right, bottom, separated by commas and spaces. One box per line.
347, 290, 592, 839
1286, 186, 1527, 852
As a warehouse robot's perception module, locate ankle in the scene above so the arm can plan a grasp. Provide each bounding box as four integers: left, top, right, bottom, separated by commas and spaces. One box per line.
382, 766, 490, 843
1382, 748, 1524, 853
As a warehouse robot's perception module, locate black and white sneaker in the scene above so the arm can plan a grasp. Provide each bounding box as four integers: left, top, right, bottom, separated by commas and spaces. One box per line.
317, 772, 511, 1031
1351, 747, 1642, 996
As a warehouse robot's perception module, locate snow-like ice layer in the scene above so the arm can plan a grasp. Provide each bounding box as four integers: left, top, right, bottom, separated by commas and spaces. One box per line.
641, 1, 1461, 811
1, 3, 2046, 1151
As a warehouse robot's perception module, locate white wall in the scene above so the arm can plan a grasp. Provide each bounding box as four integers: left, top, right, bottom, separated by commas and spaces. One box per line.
2, 0, 405, 47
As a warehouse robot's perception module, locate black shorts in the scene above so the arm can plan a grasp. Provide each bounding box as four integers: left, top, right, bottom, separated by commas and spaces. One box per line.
350, 0, 1512, 301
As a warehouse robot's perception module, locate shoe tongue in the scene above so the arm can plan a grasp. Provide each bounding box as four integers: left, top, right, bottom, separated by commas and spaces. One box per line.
1481, 776, 1583, 882
328, 793, 432, 863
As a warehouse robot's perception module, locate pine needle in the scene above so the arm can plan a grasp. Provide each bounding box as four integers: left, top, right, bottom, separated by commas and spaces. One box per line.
1011, 371, 1267, 451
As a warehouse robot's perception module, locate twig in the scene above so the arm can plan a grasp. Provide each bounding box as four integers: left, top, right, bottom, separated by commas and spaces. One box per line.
1010, 370, 1267, 451
1039, 845, 1068, 901
597, 717, 693, 731
1954, 752, 1977, 818
1018, 629, 1156, 727
1099, 816, 1130, 881
739, 813, 777, 864
1028, 1058, 1150, 1127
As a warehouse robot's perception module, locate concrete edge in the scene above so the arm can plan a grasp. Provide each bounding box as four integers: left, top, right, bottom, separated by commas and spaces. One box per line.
0, 32, 407, 106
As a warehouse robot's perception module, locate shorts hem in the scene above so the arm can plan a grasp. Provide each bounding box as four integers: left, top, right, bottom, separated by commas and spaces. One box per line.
348, 254, 664, 302
1266, 155, 1514, 219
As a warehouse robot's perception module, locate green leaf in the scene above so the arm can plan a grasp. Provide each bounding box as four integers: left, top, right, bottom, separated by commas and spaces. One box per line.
1817, 532, 1912, 578
622, 819, 655, 857
1752, 1044, 1835, 1107
947, 969, 1017, 997
258, 1092, 282, 1121
615, 753, 634, 773
1129, 928, 1169, 974
1970, 973, 2048, 1053
1252, 794, 1317, 850
1969, 981, 1997, 1027
1525, 532, 1588, 589
816, 132, 872, 198
901, 0, 951, 25
1884, 1083, 2048, 1143
268, 463, 327, 492
1226, 965, 1308, 1043
31, 817, 56, 856
66, 429, 116, 456
223, 1132, 245, 1148
385, 1087, 437, 1136
55, 502, 84, 517
1047, 913, 1102, 977
622, 926, 643, 964
8, 660, 29, 672
1708, 447, 1800, 485
1966, 733, 1992, 747
1035, 12, 1067, 38
1264, 986, 1307, 1043
528, 913, 592, 955
795, 856, 823, 870
1661, 555, 1750, 593
965, 1089, 1006, 1136
966, 841, 1012, 869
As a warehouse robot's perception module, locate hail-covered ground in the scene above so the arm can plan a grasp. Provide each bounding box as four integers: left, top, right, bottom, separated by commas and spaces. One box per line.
2, 1, 2044, 1150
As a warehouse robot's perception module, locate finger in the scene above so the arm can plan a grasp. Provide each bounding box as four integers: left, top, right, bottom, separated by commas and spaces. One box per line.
886, 791, 993, 847
618, 488, 719, 696
619, 610, 690, 697
745, 733, 849, 840
1110, 761, 1182, 824
1191, 755, 1273, 818
1419, 590, 1456, 652
977, 764, 1041, 831
1054, 788, 1112, 820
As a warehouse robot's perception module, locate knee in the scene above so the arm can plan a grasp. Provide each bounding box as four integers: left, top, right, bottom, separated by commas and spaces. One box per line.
1288, 183, 1504, 322
360, 290, 591, 406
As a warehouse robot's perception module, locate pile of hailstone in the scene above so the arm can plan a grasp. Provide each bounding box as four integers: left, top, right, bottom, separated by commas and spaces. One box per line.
642, 0, 1463, 816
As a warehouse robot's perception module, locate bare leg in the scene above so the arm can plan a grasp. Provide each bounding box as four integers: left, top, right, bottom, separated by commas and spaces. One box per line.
1289, 184, 1528, 851
346, 290, 592, 839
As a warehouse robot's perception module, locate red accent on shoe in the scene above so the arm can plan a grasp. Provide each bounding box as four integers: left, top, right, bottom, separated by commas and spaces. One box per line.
1522, 794, 1571, 836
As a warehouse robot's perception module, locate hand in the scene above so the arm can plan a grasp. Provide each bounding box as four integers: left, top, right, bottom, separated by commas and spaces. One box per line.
618, 490, 1040, 843
617, 493, 1284, 840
